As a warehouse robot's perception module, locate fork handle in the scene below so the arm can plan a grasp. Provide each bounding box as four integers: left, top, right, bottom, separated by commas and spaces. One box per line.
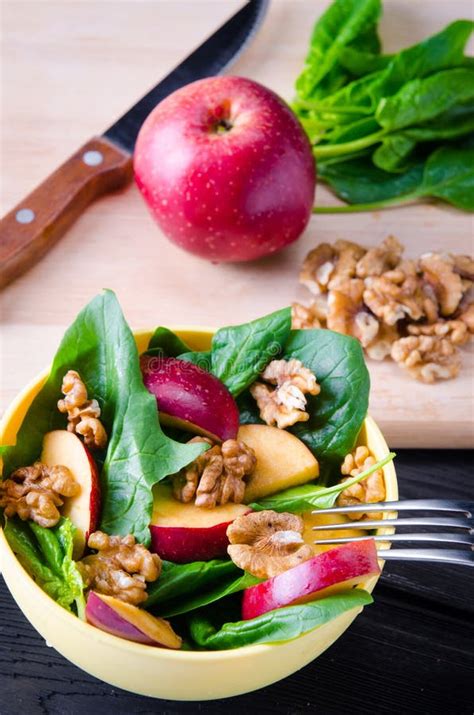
379, 548, 474, 567
0, 136, 132, 290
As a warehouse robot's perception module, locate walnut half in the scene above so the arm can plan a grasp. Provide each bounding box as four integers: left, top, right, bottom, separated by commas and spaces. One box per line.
58, 370, 107, 450
78, 531, 161, 605
250, 359, 320, 429
336, 446, 386, 520
391, 335, 462, 383
172, 437, 256, 509
0, 462, 80, 528
227, 510, 314, 579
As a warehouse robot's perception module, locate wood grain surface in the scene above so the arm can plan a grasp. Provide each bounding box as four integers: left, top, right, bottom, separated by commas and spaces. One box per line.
0, 1, 473, 446
0, 449, 472, 714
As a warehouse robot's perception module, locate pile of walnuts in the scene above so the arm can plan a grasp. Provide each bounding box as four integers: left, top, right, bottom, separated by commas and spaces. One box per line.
293, 237, 473, 383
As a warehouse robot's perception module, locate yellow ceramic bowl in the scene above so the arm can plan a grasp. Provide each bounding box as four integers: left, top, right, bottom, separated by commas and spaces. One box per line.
0, 327, 398, 701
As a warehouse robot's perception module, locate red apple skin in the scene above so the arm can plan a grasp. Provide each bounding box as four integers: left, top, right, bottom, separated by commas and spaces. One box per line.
150, 522, 233, 563
86, 592, 157, 645
140, 354, 239, 442
83, 445, 101, 544
242, 540, 380, 620
134, 76, 316, 262
86, 592, 182, 649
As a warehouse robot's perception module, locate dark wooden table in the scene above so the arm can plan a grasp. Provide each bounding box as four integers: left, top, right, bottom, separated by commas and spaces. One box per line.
1, 450, 472, 715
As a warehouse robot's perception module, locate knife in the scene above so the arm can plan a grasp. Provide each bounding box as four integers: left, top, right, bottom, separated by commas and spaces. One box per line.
0, 0, 268, 290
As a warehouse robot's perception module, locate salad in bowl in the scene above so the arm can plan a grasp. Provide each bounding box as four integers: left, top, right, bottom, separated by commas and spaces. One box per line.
0, 291, 396, 699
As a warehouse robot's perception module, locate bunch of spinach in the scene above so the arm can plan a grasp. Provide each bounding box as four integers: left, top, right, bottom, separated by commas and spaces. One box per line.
4, 517, 85, 616
294, 0, 474, 212
186, 589, 373, 649
1, 291, 208, 545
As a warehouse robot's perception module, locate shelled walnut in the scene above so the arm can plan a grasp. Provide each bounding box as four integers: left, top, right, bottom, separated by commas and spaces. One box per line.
172, 437, 256, 509
0, 462, 79, 528
327, 279, 379, 347
337, 446, 386, 520
300, 240, 365, 294
227, 510, 313, 579
296, 237, 473, 383
250, 359, 320, 429
391, 335, 461, 383
291, 299, 327, 329
356, 235, 404, 279
77, 531, 161, 605
58, 370, 107, 450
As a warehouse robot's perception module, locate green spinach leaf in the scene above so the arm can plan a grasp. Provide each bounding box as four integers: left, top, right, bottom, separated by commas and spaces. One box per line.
146, 327, 192, 357
178, 350, 212, 371
188, 590, 373, 649
296, 0, 382, 100
249, 452, 395, 512
4, 517, 85, 615
376, 68, 474, 132
210, 308, 292, 396
1, 291, 207, 544
159, 571, 261, 618
417, 144, 474, 210
145, 559, 238, 609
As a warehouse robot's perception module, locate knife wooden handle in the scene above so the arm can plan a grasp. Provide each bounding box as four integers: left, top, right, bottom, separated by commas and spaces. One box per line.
0, 136, 133, 289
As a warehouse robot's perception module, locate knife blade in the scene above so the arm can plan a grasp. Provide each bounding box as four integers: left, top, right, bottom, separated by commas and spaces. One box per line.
0, 0, 268, 290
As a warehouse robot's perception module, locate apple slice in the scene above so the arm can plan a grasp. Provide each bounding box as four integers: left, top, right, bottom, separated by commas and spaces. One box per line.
86, 591, 182, 648
238, 424, 319, 503
150, 483, 250, 563
140, 355, 239, 442
41, 430, 101, 559
242, 540, 380, 620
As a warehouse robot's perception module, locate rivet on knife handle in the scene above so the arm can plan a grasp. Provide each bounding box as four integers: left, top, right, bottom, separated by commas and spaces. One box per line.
0, 136, 132, 289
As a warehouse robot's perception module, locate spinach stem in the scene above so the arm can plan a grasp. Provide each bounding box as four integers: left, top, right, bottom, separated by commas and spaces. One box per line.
312, 191, 423, 213
293, 99, 373, 115
313, 130, 387, 158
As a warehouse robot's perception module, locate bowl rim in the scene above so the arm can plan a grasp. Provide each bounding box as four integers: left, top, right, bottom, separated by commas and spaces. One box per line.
0, 325, 397, 661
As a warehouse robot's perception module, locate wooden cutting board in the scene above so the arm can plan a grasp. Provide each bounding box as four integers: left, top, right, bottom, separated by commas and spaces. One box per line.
1, 0, 473, 448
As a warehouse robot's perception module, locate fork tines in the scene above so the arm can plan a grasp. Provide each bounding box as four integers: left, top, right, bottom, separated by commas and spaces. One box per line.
312, 499, 474, 567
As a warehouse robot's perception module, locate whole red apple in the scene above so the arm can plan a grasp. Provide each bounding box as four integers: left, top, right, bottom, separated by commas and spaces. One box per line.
134, 76, 316, 262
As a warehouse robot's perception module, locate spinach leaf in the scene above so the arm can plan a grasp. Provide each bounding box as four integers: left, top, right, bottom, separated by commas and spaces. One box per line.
283, 330, 370, 465
145, 559, 238, 609
369, 20, 474, 104
338, 47, 391, 76
296, 0, 381, 100
249, 452, 395, 512
376, 68, 474, 132
4, 518, 85, 616
146, 327, 192, 357
188, 590, 373, 649
159, 571, 261, 618
1, 291, 207, 544
317, 155, 424, 204
418, 144, 474, 211
316, 142, 474, 212
210, 308, 292, 396
372, 134, 417, 172
178, 350, 212, 372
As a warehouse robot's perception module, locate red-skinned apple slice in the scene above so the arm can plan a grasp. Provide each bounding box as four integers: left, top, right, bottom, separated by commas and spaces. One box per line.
86, 592, 182, 648
41, 430, 101, 559
242, 540, 380, 620
150, 483, 250, 563
140, 355, 239, 442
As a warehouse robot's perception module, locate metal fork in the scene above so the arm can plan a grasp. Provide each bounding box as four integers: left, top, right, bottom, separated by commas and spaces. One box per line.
312, 499, 474, 567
